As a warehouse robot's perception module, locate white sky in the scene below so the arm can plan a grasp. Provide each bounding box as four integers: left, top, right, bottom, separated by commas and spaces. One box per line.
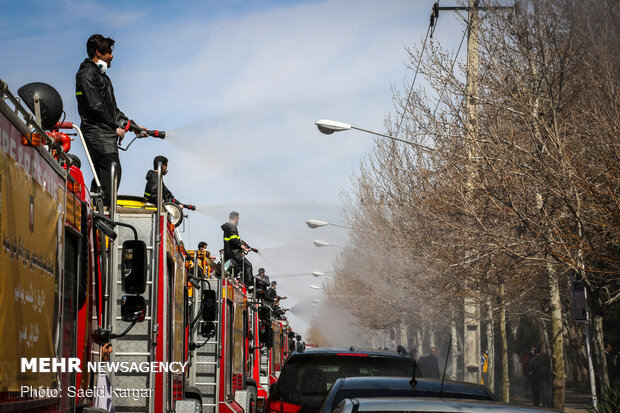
0, 0, 466, 335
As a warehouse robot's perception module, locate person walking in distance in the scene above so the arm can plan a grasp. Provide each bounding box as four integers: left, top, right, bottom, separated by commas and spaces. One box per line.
419, 347, 440, 378
527, 346, 552, 407
76, 34, 147, 206
605, 344, 616, 385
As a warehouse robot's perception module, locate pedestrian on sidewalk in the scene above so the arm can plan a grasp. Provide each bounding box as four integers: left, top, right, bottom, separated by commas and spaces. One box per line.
605, 343, 616, 385
526, 345, 540, 406
528, 347, 552, 407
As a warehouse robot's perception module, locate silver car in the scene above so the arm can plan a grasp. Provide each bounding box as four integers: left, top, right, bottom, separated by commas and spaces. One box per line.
332, 397, 558, 413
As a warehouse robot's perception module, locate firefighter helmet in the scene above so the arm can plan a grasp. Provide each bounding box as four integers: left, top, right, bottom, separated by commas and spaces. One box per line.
17, 82, 63, 130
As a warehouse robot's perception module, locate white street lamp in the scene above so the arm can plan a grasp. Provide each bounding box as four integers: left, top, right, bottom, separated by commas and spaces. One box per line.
312, 271, 335, 278
315, 119, 434, 152
306, 219, 328, 229
309, 285, 322, 290
313, 240, 344, 249
306, 219, 352, 230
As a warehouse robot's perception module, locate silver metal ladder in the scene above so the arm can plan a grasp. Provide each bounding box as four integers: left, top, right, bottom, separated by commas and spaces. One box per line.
190, 276, 222, 413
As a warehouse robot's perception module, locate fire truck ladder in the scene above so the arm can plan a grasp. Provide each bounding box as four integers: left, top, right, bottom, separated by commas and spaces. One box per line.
107, 182, 158, 413
190, 276, 222, 413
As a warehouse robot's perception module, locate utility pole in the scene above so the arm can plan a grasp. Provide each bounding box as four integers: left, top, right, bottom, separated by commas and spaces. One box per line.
435, 0, 511, 386
438, 0, 482, 386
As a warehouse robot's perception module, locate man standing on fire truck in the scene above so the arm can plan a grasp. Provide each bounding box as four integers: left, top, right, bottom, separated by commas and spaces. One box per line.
221, 211, 253, 286
76, 34, 147, 206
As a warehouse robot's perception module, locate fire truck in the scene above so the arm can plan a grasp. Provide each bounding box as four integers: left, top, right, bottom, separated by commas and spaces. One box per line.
186, 250, 284, 413
0, 79, 100, 412
0, 79, 201, 412
0, 77, 296, 413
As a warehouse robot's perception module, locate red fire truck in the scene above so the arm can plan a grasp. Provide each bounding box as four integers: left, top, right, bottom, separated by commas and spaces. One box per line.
0, 78, 296, 413
187, 251, 282, 413
0, 79, 202, 412
0, 79, 101, 413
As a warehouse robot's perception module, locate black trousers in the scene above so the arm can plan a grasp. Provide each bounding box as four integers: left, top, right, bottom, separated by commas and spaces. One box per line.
91, 153, 122, 207
233, 257, 253, 286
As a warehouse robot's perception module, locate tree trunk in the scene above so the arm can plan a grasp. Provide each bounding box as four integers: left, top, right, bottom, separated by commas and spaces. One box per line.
399, 320, 408, 349
547, 263, 566, 410
429, 323, 436, 350
450, 306, 458, 380
417, 326, 424, 357
499, 281, 509, 402
486, 300, 495, 393
590, 313, 609, 393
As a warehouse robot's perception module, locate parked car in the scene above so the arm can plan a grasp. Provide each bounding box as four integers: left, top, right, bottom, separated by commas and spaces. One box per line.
331, 397, 558, 413
266, 347, 414, 413
318, 376, 496, 413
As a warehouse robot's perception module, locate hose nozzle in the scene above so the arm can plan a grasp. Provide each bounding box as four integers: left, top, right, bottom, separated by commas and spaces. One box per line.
147, 130, 165, 139
123, 120, 165, 139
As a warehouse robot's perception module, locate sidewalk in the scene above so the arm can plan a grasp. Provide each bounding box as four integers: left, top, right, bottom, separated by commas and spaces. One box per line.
507, 380, 591, 412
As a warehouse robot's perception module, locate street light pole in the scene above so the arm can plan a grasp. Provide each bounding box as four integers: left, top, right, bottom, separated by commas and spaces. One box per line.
312, 271, 334, 278
315, 119, 435, 152
313, 240, 345, 249
306, 219, 352, 230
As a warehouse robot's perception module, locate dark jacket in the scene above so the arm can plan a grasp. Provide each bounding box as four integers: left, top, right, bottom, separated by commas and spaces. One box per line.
266, 287, 279, 303
75, 58, 128, 157
529, 353, 551, 381
221, 222, 242, 261
144, 170, 181, 205
419, 354, 440, 378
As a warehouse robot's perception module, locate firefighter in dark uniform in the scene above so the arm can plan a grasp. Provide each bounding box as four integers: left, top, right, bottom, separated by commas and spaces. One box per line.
144, 155, 190, 208
75, 34, 146, 206
221, 211, 253, 285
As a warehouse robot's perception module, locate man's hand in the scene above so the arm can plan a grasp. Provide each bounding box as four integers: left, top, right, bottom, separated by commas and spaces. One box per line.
137, 125, 148, 137
179, 204, 185, 209
116, 127, 126, 140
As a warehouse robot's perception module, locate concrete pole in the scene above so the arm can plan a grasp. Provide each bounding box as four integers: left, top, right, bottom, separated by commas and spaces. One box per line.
463, 0, 482, 386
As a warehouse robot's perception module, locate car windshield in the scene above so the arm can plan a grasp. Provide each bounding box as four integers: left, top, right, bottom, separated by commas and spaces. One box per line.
277, 354, 413, 410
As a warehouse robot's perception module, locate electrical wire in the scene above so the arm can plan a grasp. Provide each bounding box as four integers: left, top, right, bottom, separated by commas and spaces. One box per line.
395, 0, 442, 139
394, 23, 431, 139
432, 26, 468, 118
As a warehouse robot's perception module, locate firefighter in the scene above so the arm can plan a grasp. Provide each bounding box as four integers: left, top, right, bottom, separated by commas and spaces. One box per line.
255, 268, 270, 300
195, 241, 210, 277
266, 281, 287, 304
76, 34, 147, 206
144, 155, 192, 208
221, 211, 253, 285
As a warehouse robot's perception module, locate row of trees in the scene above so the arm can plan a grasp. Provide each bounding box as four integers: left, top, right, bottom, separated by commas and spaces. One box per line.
310, 1, 619, 410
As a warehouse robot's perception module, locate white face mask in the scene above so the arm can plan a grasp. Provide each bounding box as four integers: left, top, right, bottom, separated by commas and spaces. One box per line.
97, 60, 108, 74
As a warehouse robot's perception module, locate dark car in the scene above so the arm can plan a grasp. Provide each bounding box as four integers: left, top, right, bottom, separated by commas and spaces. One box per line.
319, 376, 496, 413
266, 347, 414, 413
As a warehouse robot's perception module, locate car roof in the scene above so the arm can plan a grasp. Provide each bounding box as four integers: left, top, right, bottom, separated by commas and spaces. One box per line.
342, 397, 555, 412
290, 347, 410, 359
334, 376, 494, 400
